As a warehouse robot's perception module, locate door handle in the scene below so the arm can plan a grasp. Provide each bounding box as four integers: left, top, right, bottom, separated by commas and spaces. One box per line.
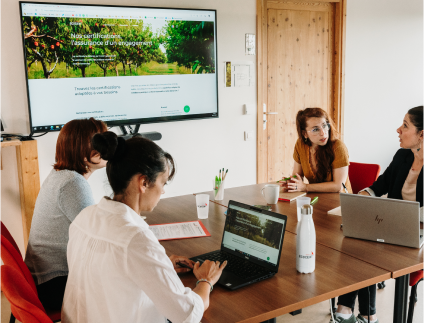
263, 112, 278, 115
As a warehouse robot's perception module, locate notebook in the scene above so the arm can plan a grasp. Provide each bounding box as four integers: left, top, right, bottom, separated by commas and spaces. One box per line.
278, 191, 306, 202
190, 200, 287, 290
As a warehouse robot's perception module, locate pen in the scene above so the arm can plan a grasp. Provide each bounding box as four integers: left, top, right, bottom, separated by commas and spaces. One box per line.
310, 197, 319, 205
342, 183, 348, 193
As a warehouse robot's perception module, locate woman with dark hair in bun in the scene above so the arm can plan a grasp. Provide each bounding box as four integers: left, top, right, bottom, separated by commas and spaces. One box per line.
24, 117, 107, 311
62, 132, 227, 323
332, 106, 423, 323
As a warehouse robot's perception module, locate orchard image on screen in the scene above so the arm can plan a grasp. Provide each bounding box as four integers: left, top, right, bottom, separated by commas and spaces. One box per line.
20, 3, 218, 133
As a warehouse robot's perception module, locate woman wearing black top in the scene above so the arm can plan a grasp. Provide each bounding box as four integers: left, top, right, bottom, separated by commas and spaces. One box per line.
333, 106, 423, 323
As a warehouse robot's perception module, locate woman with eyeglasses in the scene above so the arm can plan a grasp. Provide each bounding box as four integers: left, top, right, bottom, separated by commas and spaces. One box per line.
280, 107, 352, 193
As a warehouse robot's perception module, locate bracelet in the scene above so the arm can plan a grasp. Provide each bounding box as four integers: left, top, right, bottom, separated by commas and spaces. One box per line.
196, 279, 213, 292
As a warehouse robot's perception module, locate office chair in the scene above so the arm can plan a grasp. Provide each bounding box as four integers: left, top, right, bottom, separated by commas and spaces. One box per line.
1, 265, 54, 323
1, 236, 61, 322
348, 162, 381, 194
330, 162, 382, 314
1, 221, 21, 255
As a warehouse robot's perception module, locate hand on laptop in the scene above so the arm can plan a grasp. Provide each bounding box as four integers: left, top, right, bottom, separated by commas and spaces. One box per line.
193, 259, 228, 285
358, 190, 371, 196
169, 255, 195, 273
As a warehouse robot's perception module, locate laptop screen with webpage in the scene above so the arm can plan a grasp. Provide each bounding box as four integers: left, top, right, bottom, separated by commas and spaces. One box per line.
222, 203, 286, 269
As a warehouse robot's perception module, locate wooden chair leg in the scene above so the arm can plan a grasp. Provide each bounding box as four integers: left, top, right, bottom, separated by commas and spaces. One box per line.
407, 283, 418, 323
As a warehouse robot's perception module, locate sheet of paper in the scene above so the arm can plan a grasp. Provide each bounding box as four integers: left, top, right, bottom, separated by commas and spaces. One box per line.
149, 221, 211, 241
327, 206, 341, 216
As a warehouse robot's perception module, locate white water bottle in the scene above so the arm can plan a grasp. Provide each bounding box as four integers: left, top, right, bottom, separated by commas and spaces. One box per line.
296, 204, 316, 273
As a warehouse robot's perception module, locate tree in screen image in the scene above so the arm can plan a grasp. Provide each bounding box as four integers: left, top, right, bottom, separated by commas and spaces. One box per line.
22, 16, 67, 78
164, 21, 215, 74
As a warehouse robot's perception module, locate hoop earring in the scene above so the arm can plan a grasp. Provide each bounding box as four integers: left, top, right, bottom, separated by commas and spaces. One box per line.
304, 137, 308, 143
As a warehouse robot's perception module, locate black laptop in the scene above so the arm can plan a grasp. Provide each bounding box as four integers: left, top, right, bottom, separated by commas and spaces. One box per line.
190, 200, 287, 290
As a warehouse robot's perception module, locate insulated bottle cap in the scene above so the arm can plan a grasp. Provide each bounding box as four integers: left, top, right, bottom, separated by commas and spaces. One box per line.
301, 204, 313, 215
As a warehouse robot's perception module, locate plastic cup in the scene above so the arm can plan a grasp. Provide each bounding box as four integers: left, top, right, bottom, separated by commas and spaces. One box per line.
296, 197, 311, 221
213, 180, 225, 201
196, 194, 209, 219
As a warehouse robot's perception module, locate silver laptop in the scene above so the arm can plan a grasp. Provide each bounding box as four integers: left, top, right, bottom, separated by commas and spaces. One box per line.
340, 193, 423, 248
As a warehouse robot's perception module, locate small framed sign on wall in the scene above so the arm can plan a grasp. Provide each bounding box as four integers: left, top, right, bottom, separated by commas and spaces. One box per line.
245, 34, 255, 55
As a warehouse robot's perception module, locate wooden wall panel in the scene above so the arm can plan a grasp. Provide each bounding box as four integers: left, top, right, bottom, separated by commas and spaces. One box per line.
16, 140, 40, 249
257, 0, 268, 183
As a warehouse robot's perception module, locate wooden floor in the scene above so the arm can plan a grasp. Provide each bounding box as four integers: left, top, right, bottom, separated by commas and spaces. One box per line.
1, 278, 422, 322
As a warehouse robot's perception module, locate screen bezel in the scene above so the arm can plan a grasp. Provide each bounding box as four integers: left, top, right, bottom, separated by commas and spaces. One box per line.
19, 1, 219, 133
222, 200, 287, 272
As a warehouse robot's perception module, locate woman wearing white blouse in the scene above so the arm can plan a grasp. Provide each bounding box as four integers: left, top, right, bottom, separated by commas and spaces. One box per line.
62, 132, 227, 323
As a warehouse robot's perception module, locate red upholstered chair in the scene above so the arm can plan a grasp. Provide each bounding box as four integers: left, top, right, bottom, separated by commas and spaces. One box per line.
407, 270, 423, 323
1, 265, 53, 323
1, 221, 21, 255
1, 236, 61, 322
348, 162, 381, 194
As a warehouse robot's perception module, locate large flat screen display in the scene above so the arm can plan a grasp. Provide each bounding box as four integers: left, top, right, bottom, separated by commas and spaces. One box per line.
20, 2, 218, 133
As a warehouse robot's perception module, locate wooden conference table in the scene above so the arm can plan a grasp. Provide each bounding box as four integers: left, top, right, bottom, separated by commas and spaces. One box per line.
195, 184, 424, 323
143, 194, 390, 323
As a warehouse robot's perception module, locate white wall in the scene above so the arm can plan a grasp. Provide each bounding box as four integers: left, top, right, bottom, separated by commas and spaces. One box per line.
344, 0, 423, 171
2, 0, 423, 253
1, 0, 257, 251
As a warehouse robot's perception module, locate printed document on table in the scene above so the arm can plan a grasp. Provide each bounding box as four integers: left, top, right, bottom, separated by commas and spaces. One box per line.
149, 221, 211, 241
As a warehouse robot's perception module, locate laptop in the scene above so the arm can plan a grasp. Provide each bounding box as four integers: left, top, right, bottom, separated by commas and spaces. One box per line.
340, 193, 423, 248
190, 200, 287, 290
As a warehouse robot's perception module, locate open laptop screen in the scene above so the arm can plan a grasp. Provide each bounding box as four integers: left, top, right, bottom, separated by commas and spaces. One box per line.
222, 204, 286, 267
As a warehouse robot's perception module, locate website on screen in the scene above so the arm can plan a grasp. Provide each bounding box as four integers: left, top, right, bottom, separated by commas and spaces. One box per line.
222, 206, 285, 266
21, 3, 217, 131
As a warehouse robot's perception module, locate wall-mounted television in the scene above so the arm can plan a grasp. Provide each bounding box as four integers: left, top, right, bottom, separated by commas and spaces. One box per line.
19, 2, 218, 133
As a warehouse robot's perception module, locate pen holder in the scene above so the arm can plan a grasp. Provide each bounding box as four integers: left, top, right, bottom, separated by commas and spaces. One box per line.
213, 180, 225, 201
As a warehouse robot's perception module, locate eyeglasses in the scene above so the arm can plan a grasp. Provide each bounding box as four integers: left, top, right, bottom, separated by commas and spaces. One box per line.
306, 123, 331, 136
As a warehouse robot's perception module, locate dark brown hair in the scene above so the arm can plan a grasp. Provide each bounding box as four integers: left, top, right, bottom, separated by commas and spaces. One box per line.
91, 132, 175, 195
407, 106, 423, 132
53, 118, 107, 175
296, 108, 339, 183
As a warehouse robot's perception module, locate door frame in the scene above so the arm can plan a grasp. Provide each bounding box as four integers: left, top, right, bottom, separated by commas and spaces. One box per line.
256, 0, 347, 183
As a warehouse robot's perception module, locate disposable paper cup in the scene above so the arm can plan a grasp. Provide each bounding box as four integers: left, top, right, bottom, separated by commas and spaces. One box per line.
196, 194, 209, 219
296, 197, 311, 221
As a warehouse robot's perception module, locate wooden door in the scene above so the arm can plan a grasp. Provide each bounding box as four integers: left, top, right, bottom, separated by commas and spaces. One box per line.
257, 0, 346, 183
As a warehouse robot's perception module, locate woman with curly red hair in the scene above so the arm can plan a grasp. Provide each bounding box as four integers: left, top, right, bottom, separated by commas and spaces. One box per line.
280, 107, 352, 193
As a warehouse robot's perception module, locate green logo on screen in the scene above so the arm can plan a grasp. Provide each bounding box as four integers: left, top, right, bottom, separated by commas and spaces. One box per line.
184, 105, 190, 113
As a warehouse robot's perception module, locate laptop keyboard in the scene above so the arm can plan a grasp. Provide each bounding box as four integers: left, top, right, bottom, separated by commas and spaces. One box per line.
198, 251, 268, 279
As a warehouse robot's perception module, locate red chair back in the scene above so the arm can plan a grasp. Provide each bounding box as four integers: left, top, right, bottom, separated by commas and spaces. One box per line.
1, 236, 37, 293
348, 162, 381, 194
410, 270, 423, 286
1, 265, 53, 323
1, 221, 21, 255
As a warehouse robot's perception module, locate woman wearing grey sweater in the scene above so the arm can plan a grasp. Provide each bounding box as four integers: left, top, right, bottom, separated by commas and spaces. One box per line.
24, 118, 107, 311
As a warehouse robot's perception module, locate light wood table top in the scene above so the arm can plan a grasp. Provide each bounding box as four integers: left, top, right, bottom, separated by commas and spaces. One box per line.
195, 184, 424, 278
143, 194, 390, 323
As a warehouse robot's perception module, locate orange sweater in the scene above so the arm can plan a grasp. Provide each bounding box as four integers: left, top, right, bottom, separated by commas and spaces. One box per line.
293, 138, 352, 193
